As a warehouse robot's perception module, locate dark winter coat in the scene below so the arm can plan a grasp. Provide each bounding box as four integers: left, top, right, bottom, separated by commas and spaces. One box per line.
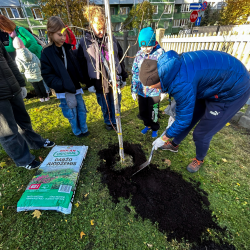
0, 41, 25, 100
40, 43, 84, 94
77, 32, 128, 93
158, 50, 250, 138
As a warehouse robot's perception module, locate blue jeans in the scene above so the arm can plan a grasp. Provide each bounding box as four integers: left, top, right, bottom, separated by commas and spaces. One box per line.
173, 88, 250, 160
96, 91, 121, 125
59, 94, 88, 136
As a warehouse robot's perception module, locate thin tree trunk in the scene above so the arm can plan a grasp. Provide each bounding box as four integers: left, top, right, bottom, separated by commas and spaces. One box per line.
65, 0, 72, 26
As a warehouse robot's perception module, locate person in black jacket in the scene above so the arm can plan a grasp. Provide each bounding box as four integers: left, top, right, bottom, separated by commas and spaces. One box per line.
0, 30, 15, 60
0, 41, 55, 170
41, 16, 89, 137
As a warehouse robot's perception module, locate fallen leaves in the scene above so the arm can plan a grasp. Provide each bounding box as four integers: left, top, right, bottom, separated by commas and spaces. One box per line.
32, 210, 41, 219
237, 183, 240, 186
164, 159, 171, 166
84, 193, 89, 198
90, 220, 94, 225
226, 123, 231, 126
75, 203, 79, 208
0, 162, 6, 168
222, 158, 228, 162
80, 231, 86, 239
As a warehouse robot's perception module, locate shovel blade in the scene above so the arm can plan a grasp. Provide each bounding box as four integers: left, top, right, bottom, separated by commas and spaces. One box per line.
132, 161, 150, 176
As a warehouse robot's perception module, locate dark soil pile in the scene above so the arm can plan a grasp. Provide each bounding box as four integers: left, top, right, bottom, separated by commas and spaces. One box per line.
97, 142, 235, 248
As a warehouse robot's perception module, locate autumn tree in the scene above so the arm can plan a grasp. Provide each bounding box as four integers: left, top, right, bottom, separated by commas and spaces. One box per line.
123, 1, 154, 30
220, 0, 250, 25
39, 0, 87, 28
200, 4, 221, 26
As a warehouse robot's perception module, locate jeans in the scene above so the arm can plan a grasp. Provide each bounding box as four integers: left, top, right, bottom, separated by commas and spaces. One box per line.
0, 92, 46, 166
59, 94, 88, 136
96, 91, 121, 125
173, 88, 250, 160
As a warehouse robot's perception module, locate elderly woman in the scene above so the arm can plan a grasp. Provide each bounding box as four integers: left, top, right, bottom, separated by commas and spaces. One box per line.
0, 15, 42, 58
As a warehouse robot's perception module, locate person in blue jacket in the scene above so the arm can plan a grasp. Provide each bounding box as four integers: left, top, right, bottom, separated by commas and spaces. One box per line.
139, 50, 250, 173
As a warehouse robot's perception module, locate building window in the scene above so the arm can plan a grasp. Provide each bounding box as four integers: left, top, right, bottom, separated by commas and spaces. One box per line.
181, 4, 190, 12
153, 5, 158, 15
114, 22, 122, 31
0, 7, 25, 19
164, 21, 169, 29
110, 7, 115, 15
164, 5, 172, 14
173, 19, 180, 27
120, 7, 129, 15
151, 22, 158, 30
31, 8, 43, 20
173, 19, 188, 27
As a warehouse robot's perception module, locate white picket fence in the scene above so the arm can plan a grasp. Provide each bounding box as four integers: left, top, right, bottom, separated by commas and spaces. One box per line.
161, 30, 250, 71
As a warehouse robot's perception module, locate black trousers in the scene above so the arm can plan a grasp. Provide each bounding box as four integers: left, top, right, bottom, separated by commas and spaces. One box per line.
31, 80, 47, 98
138, 95, 160, 131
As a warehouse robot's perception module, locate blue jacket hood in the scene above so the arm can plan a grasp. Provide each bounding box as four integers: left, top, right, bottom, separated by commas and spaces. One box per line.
157, 50, 182, 93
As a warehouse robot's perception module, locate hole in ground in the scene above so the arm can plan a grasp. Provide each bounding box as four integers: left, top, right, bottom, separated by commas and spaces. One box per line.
97, 142, 235, 249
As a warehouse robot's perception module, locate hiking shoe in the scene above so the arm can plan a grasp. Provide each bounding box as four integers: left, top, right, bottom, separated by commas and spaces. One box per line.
152, 130, 158, 138
187, 158, 204, 173
44, 139, 55, 148
40, 98, 45, 102
20, 160, 41, 170
77, 131, 90, 137
141, 126, 150, 134
159, 141, 179, 152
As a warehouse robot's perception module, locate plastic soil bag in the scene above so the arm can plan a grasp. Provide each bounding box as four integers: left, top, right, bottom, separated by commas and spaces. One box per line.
17, 145, 88, 214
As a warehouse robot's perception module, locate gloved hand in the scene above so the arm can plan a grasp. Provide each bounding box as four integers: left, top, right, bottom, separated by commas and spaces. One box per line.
132, 93, 137, 101
88, 86, 96, 93
166, 116, 175, 129
152, 137, 166, 150
21, 87, 27, 99
160, 93, 167, 102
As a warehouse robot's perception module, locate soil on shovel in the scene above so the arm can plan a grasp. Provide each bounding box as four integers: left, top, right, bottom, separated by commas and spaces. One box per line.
97, 142, 235, 248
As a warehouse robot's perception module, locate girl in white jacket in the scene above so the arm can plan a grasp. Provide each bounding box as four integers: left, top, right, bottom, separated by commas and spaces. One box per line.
13, 37, 49, 102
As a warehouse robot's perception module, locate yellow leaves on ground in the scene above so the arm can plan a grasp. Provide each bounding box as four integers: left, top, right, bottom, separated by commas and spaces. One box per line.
75, 203, 79, 208
80, 231, 86, 239
32, 210, 41, 219
237, 183, 240, 186
226, 123, 231, 126
90, 220, 94, 225
222, 158, 228, 162
0, 162, 6, 168
164, 159, 171, 166
84, 193, 89, 198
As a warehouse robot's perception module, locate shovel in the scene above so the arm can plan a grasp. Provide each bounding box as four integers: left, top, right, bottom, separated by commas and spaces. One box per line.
132, 130, 166, 176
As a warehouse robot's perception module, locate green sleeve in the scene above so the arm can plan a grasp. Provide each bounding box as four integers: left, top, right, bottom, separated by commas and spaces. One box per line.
5, 36, 15, 53
18, 27, 42, 58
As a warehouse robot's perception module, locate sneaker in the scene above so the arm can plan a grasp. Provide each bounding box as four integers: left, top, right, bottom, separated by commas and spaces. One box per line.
44, 97, 50, 101
76, 131, 90, 137
141, 126, 150, 134
40, 98, 45, 102
44, 139, 55, 148
152, 130, 158, 138
187, 158, 204, 173
159, 141, 179, 152
20, 160, 41, 170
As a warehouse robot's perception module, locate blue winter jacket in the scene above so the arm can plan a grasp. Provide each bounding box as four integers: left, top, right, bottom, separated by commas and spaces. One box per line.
158, 50, 250, 138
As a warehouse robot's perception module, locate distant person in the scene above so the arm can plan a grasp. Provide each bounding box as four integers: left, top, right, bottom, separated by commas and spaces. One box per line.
77, 5, 128, 131
139, 50, 250, 173
131, 27, 164, 138
0, 41, 54, 170
41, 16, 89, 137
13, 37, 49, 102
0, 15, 42, 58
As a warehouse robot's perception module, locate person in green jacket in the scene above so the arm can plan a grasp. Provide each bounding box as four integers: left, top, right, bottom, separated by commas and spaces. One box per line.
0, 15, 42, 59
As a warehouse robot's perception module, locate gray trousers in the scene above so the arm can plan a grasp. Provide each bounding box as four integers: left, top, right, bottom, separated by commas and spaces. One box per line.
0, 92, 46, 166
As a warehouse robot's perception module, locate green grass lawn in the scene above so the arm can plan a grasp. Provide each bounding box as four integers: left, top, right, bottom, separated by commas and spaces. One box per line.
0, 83, 250, 249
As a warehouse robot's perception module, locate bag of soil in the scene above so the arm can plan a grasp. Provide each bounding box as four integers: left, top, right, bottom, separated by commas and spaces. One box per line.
17, 145, 88, 214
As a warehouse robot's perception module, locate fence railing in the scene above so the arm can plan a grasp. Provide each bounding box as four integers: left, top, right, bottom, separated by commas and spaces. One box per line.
161, 31, 250, 71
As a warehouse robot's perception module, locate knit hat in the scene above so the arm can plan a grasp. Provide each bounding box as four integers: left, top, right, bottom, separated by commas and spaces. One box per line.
139, 59, 160, 86
138, 27, 156, 47
13, 37, 25, 49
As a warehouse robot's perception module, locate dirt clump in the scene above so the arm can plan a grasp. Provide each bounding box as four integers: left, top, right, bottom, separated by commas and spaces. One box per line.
97, 142, 233, 246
